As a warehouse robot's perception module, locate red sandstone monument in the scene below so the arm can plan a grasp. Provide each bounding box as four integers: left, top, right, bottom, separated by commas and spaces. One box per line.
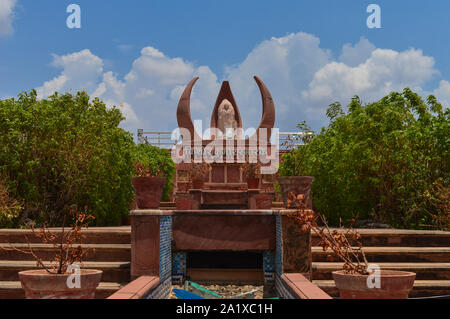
129, 76, 313, 298
173, 76, 278, 209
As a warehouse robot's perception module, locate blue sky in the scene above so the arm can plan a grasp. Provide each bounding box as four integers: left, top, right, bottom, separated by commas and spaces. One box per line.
0, 0, 449, 135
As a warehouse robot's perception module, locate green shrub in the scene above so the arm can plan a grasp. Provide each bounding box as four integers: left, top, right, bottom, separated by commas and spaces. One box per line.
0, 90, 135, 227
0, 174, 22, 227
283, 89, 449, 229
132, 144, 176, 201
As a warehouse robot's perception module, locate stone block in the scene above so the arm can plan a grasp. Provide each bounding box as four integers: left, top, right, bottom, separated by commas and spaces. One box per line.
281, 216, 312, 278
131, 215, 160, 279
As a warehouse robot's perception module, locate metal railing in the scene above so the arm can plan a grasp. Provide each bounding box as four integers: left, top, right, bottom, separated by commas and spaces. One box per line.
138, 129, 314, 150
137, 129, 177, 147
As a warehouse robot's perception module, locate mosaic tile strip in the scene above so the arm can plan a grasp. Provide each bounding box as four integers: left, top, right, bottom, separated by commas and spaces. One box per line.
275, 275, 295, 299
159, 216, 172, 281
263, 251, 275, 284
146, 277, 172, 299
172, 251, 187, 285
275, 215, 283, 276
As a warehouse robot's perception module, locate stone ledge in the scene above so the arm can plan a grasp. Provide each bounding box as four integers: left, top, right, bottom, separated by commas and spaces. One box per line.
130, 210, 173, 216
273, 209, 306, 216
129, 209, 306, 216
282, 273, 332, 299
107, 276, 160, 299
173, 209, 275, 216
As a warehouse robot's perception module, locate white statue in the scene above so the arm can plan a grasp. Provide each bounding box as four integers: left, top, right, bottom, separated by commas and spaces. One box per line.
217, 99, 237, 139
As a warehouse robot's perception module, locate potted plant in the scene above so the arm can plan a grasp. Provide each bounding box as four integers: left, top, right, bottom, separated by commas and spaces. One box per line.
189, 163, 211, 189
241, 161, 261, 189
132, 161, 166, 209
277, 122, 315, 209
131, 144, 175, 209
290, 193, 416, 299
1, 209, 102, 299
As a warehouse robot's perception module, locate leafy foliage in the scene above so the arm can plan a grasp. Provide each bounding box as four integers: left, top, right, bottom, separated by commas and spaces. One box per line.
0, 90, 135, 226
132, 144, 176, 201
0, 174, 22, 227
280, 89, 449, 229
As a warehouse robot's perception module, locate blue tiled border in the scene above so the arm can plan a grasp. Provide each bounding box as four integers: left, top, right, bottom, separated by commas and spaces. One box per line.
172, 252, 187, 285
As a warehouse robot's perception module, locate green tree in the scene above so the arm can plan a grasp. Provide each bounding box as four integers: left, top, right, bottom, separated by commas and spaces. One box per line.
0, 90, 135, 226
281, 89, 449, 229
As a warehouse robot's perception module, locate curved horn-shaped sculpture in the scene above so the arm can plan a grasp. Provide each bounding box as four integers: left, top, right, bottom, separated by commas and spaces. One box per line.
176, 77, 201, 141
253, 76, 275, 141
176, 76, 275, 143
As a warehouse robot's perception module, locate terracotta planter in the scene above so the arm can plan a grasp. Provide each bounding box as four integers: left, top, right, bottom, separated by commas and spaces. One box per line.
277, 176, 314, 208
192, 179, 204, 189
332, 270, 416, 299
176, 193, 192, 210
132, 177, 166, 209
247, 178, 260, 189
19, 269, 103, 299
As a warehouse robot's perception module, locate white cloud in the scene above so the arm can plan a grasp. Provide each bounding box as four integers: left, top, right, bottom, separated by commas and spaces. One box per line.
302, 48, 437, 117
433, 80, 450, 108
37, 49, 103, 98
36, 33, 447, 135
339, 37, 376, 67
0, 0, 17, 36
224, 32, 331, 130
93, 47, 220, 133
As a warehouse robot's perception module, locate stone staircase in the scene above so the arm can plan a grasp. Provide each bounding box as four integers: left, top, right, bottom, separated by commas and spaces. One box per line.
0, 227, 449, 299
0, 227, 131, 299
311, 229, 450, 298
196, 183, 250, 209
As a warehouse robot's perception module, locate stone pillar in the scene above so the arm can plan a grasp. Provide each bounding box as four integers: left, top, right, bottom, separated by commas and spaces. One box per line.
281, 215, 312, 279
275, 212, 312, 280
130, 210, 173, 280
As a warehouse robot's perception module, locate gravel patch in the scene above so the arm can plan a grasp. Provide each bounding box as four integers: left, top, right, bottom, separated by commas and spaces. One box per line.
170, 282, 277, 299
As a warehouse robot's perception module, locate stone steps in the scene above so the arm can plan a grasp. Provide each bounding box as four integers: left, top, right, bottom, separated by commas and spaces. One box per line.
312, 262, 450, 280
201, 190, 249, 207
204, 183, 248, 190
0, 260, 130, 282
0, 231, 131, 298
0, 226, 448, 298
313, 280, 450, 298
311, 229, 450, 247
4, 226, 446, 246
0, 243, 131, 262
310, 228, 450, 297
312, 246, 450, 263
0, 281, 124, 299
0, 227, 131, 244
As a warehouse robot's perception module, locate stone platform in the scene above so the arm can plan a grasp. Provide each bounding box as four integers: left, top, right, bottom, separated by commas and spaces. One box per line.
0, 225, 449, 298
130, 209, 312, 289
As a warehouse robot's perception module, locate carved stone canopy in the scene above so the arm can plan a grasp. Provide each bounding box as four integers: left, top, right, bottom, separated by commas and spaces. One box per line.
176, 76, 275, 142
211, 81, 242, 132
